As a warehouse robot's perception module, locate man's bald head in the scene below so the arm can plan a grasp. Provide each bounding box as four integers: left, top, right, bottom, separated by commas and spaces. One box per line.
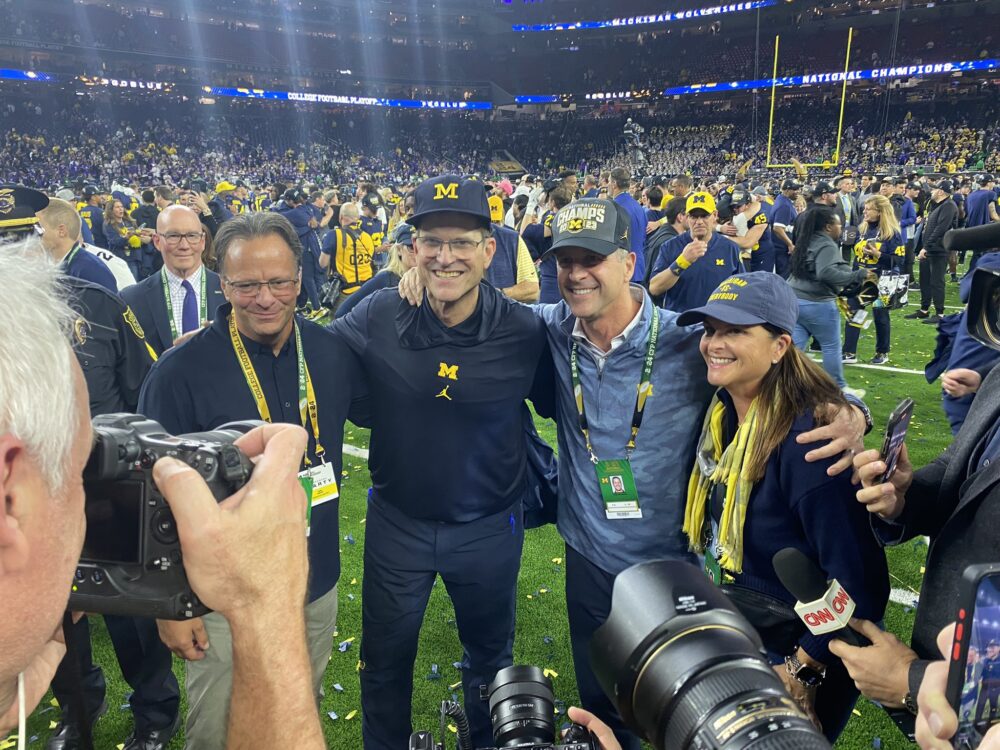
156, 204, 202, 234
153, 205, 206, 278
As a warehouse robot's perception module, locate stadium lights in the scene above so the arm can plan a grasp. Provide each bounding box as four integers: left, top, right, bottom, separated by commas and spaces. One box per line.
512, 0, 776, 32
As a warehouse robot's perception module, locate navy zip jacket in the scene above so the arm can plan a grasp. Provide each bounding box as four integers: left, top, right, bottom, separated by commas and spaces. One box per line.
331, 283, 551, 523
709, 390, 889, 664
138, 305, 366, 601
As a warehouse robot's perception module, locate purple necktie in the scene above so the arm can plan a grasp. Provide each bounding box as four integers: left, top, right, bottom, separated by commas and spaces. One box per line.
181, 279, 199, 334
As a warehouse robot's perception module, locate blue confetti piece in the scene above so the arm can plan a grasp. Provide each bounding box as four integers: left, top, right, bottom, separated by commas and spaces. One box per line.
30, 736, 38, 743
327, 711, 339, 721
344, 534, 356, 545
333, 683, 344, 692
338, 639, 353, 652
431, 664, 439, 674
451, 693, 459, 703
120, 703, 130, 711
38, 707, 54, 715
543, 636, 554, 645
452, 661, 463, 670
872, 738, 882, 749
367, 487, 373, 499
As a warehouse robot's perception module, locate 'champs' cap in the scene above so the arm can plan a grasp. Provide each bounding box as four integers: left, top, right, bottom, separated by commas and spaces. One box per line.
685, 192, 717, 215
547, 198, 631, 258
408, 175, 491, 229
676, 271, 798, 334
729, 189, 751, 208
361, 193, 381, 212
0, 185, 49, 233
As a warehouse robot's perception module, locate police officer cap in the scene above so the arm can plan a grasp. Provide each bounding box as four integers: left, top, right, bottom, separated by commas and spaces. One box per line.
408, 174, 492, 230
0, 184, 49, 233
546, 198, 631, 259
781, 178, 803, 191
677, 271, 799, 335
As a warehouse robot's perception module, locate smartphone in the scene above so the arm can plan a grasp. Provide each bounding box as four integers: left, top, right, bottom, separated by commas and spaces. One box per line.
946, 564, 1000, 750
880, 397, 914, 483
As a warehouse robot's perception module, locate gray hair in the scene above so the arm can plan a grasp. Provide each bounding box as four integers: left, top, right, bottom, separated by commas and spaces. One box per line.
213, 212, 303, 275
0, 240, 78, 491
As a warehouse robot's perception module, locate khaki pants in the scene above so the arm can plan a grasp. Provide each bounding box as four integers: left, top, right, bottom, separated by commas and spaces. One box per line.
183, 585, 338, 750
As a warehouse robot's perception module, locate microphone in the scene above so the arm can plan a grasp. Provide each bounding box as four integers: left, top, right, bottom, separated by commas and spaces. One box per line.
943, 222, 1000, 253
772, 548, 870, 648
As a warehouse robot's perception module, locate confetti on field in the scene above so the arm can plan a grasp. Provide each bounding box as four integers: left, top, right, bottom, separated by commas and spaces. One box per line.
449, 681, 462, 690
427, 663, 441, 680
333, 683, 344, 692
543, 668, 559, 679
526, 594, 533, 599
345, 710, 358, 720
448, 724, 457, 734
50, 699, 58, 707
543, 636, 553, 645
872, 738, 882, 749
344, 534, 356, 545
348, 593, 355, 601
920, 566, 926, 574
852, 709, 862, 717
338, 638, 355, 652
48, 722, 57, 730
327, 711, 339, 721
552, 557, 562, 565
539, 588, 549, 594
452, 661, 463, 669
350, 578, 358, 585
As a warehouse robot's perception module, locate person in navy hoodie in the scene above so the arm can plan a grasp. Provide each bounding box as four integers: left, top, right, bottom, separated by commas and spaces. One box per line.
331, 174, 552, 750
679, 272, 889, 743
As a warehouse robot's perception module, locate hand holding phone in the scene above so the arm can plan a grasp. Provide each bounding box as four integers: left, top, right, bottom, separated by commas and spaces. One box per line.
946, 564, 1000, 749
880, 398, 914, 484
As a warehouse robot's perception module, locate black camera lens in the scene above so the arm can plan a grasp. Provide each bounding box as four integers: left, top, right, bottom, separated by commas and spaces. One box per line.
487, 665, 556, 748
591, 561, 831, 750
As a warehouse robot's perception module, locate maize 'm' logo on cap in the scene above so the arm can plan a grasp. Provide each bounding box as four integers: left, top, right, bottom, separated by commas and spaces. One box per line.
690, 194, 709, 206
0, 189, 14, 215
433, 183, 459, 201
556, 203, 606, 234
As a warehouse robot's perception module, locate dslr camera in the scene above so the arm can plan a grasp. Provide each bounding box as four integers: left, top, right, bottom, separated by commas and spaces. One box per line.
410, 665, 600, 750
69, 414, 257, 620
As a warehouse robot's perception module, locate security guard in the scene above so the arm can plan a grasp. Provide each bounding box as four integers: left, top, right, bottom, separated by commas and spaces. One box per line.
331, 174, 551, 750
139, 211, 364, 750
0, 186, 179, 750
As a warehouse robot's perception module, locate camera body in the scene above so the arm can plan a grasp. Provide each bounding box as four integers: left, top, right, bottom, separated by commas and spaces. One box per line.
70, 414, 256, 620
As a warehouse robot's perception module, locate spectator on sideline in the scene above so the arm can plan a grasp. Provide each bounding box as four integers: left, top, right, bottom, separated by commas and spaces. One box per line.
608, 167, 647, 282
908, 180, 959, 324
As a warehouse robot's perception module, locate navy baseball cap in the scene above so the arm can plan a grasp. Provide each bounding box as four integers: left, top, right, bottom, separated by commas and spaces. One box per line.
730, 188, 751, 208
936, 179, 954, 194
546, 198, 631, 258
391, 222, 413, 246
408, 174, 491, 229
781, 178, 803, 191
676, 272, 799, 334
0, 185, 49, 233
814, 181, 837, 196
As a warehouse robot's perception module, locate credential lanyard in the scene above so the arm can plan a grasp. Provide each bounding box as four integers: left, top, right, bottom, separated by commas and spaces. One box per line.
228, 312, 326, 466
570, 307, 659, 463
162, 267, 208, 341
62, 242, 83, 269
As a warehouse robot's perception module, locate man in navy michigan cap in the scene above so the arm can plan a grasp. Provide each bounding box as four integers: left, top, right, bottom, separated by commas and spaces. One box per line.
331, 174, 553, 750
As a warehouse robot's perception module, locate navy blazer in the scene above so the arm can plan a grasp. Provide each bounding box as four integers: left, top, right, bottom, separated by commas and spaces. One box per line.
120, 268, 225, 356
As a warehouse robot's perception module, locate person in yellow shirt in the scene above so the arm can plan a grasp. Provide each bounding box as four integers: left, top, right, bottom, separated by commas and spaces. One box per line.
319, 202, 374, 313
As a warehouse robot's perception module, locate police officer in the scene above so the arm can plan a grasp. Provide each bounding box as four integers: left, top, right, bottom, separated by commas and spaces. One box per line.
0, 186, 179, 750
332, 175, 551, 750
139, 211, 363, 750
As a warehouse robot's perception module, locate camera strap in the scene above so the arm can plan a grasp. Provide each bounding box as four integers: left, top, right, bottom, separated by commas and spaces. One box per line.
228, 312, 326, 466
161, 266, 208, 341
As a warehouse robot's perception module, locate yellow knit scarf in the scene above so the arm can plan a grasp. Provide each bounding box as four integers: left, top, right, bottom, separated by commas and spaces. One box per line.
684, 394, 760, 574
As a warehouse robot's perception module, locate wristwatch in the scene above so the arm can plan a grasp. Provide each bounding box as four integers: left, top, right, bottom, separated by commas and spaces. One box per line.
903, 691, 918, 716
785, 652, 826, 688
669, 262, 685, 276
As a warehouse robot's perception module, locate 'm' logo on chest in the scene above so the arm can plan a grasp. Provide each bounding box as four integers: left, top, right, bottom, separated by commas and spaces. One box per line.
437, 362, 459, 381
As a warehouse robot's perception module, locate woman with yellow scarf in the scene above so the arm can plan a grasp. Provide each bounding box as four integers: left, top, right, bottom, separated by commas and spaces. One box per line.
677, 271, 889, 743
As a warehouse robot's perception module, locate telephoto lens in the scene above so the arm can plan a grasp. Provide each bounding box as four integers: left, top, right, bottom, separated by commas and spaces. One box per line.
487, 665, 558, 747
590, 560, 831, 750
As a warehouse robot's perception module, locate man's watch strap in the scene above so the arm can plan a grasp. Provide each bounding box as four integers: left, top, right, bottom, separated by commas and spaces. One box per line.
902, 691, 918, 716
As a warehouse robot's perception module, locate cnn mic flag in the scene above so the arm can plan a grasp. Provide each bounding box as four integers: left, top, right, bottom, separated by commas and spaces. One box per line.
772, 548, 870, 647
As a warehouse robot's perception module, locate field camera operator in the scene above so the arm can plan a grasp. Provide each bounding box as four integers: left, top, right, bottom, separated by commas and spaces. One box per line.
0, 241, 325, 750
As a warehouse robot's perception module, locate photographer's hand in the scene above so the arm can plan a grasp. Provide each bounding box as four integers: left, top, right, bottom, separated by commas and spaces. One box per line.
566, 707, 622, 750
153, 423, 323, 749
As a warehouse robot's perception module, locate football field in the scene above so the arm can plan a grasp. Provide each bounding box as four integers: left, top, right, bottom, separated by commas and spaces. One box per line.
23, 280, 970, 750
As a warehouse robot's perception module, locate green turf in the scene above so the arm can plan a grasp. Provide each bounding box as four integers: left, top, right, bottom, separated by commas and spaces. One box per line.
21, 272, 971, 749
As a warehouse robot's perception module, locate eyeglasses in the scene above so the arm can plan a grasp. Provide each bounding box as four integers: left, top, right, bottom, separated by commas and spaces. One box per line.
158, 231, 205, 245
414, 235, 486, 257
225, 277, 299, 297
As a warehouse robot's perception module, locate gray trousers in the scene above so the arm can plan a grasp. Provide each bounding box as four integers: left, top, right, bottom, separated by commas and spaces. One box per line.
183, 585, 338, 750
